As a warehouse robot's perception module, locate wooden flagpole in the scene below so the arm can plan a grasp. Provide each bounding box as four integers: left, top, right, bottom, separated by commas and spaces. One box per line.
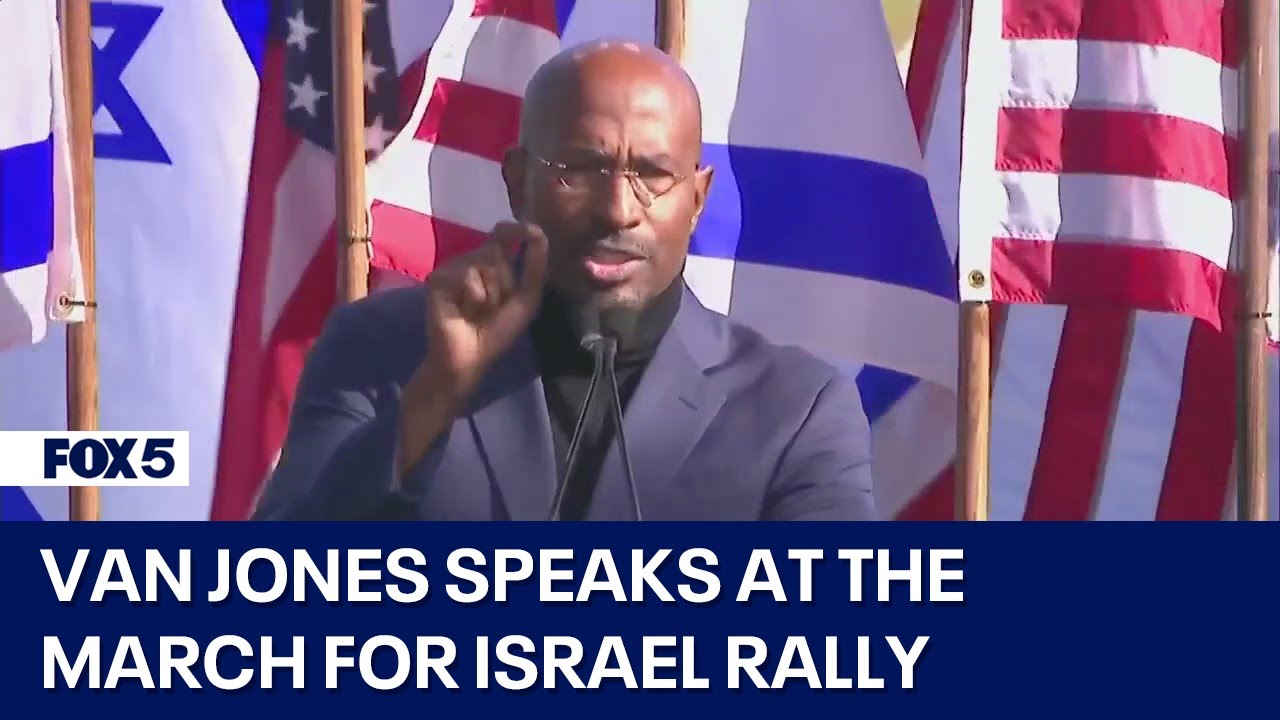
1235, 0, 1273, 521
656, 0, 687, 60
61, 0, 100, 522
333, 0, 370, 303
956, 0, 990, 521
957, 301, 991, 521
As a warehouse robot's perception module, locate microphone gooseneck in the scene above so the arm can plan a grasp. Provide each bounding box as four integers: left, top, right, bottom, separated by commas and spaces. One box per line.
545, 303, 643, 521
598, 306, 639, 345
591, 306, 643, 521
546, 341, 604, 521
601, 340, 641, 521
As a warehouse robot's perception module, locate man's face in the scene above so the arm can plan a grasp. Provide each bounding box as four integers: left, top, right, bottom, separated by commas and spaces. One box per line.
504, 57, 712, 310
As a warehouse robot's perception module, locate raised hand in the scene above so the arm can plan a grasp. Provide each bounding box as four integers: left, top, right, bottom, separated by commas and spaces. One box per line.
421, 221, 550, 401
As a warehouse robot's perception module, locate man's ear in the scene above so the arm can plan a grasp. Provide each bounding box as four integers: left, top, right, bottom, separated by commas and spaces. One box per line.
501, 147, 527, 218
691, 165, 714, 227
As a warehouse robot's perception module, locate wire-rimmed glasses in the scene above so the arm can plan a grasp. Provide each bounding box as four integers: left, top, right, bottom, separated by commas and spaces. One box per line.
529, 152, 690, 208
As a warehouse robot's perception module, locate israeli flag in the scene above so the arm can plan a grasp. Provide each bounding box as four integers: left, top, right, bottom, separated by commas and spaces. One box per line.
562, 0, 960, 515
0, 0, 85, 351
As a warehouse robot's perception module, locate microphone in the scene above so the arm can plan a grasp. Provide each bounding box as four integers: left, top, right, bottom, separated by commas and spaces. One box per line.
590, 307, 642, 521
546, 304, 643, 521
547, 304, 606, 521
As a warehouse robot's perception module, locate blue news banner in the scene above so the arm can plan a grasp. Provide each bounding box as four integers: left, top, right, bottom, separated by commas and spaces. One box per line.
0, 522, 1275, 717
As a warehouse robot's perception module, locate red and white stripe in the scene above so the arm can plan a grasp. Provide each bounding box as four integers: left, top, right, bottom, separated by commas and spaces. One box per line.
959, 0, 1245, 330
900, 0, 1279, 520
366, 0, 560, 283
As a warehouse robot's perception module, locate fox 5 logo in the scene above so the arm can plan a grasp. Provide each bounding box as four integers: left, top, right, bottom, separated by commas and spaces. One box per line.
0, 432, 189, 486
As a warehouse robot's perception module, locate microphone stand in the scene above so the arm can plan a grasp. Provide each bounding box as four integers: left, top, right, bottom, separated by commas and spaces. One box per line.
547, 342, 605, 521
601, 342, 641, 521
546, 331, 643, 521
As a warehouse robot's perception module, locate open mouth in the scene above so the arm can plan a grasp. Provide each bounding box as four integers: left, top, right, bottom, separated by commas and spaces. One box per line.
581, 247, 645, 285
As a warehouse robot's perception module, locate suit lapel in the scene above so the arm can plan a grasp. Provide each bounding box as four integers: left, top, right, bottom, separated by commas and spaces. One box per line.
464, 335, 558, 520
589, 287, 728, 520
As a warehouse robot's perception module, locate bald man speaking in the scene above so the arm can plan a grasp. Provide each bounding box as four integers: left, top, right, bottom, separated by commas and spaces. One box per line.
253, 41, 877, 521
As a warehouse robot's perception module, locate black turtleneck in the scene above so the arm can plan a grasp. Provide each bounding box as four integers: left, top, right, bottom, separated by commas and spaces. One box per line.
529, 278, 682, 520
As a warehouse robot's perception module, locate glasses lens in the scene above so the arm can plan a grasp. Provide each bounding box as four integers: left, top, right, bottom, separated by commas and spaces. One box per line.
641, 173, 678, 196
542, 156, 677, 205
555, 167, 592, 190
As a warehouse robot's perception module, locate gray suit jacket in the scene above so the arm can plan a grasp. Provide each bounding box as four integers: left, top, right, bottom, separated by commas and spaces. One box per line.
252, 283, 877, 521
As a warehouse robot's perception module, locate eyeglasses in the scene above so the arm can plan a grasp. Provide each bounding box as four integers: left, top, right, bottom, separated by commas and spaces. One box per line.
529, 152, 691, 208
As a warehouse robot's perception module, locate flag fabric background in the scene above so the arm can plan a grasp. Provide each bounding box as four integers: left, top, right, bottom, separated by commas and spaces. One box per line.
905, 0, 1279, 520
675, 0, 958, 517
0, 0, 84, 351
2, 0, 262, 521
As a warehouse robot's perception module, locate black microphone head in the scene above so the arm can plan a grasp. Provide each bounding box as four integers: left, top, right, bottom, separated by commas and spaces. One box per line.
571, 302, 603, 349
598, 305, 639, 341
572, 302, 638, 351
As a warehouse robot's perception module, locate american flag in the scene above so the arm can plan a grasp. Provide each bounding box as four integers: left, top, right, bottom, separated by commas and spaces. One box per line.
363, 0, 560, 282
211, 0, 442, 519
211, 0, 553, 519
901, 0, 1279, 519
957, 0, 1273, 334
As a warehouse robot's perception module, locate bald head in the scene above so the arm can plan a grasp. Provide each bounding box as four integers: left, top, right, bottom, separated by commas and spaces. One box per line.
501, 39, 714, 311
519, 39, 702, 155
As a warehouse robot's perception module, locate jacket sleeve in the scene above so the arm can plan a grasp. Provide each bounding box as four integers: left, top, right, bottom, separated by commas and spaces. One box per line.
764, 370, 879, 521
250, 302, 442, 521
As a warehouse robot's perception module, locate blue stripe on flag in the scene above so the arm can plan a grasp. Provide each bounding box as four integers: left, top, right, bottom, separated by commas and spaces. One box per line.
1, 488, 42, 521
0, 136, 54, 274
221, 0, 269, 77
856, 365, 918, 425
555, 0, 578, 35
690, 143, 955, 301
